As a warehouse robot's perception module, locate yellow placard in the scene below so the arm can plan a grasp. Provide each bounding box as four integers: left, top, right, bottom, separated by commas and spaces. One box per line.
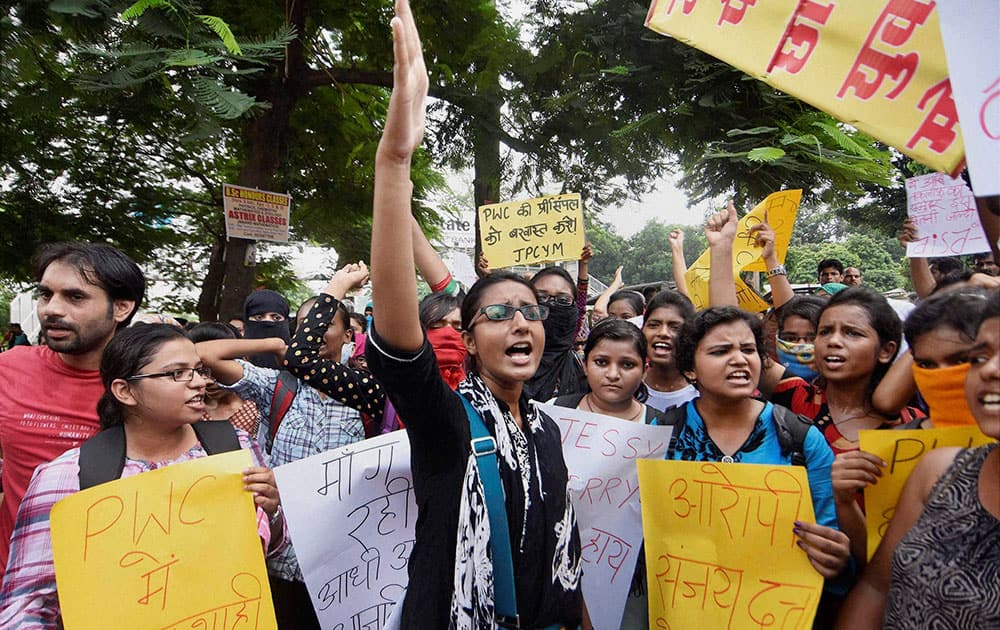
859, 426, 993, 560
478, 193, 585, 268
51, 449, 277, 630
684, 190, 801, 312
646, 0, 964, 174
638, 459, 822, 630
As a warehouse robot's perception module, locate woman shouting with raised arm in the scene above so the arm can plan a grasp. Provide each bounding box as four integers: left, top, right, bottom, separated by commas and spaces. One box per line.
363, 2, 582, 628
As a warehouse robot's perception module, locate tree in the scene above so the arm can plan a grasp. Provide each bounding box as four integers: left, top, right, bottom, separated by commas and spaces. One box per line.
785, 233, 907, 292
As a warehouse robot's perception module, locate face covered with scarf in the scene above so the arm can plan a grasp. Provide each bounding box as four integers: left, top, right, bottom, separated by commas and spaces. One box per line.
243, 289, 291, 369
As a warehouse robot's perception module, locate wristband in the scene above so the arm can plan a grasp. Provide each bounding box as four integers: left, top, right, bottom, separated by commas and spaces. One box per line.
767, 264, 787, 278
269, 504, 283, 526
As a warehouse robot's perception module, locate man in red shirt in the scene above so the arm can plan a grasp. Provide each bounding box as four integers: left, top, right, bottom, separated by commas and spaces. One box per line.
0, 243, 144, 577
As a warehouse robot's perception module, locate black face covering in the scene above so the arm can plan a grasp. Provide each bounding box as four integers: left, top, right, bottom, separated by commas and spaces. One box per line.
525, 302, 585, 401
243, 290, 291, 369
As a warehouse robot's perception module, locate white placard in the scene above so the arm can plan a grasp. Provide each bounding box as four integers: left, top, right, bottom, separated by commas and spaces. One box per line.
536, 402, 673, 630
937, 4, 1000, 196
904, 172, 988, 258
274, 432, 415, 630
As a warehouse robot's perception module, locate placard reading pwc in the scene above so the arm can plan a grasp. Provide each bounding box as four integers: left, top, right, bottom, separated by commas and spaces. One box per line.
478, 193, 585, 268
50, 450, 276, 630
223, 183, 292, 243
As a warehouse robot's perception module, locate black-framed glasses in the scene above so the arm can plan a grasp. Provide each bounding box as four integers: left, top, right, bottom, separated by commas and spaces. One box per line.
127, 367, 212, 382
536, 293, 574, 307
477, 304, 549, 323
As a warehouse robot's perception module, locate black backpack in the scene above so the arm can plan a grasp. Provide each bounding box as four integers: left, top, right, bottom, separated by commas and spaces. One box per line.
658, 402, 814, 466
78, 421, 242, 490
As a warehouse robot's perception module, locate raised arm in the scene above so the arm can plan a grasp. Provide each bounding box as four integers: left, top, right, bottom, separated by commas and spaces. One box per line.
411, 215, 458, 293
899, 218, 936, 298
872, 350, 917, 418
370, 0, 428, 353
592, 265, 624, 322
750, 215, 794, 309
668, 229, 690, 297
707, 201, 739, 307
197, 338, 287, 385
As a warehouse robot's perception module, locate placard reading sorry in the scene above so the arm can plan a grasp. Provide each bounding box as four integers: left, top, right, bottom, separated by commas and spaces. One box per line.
638, 460, 822, 630
478, 193, 585, 268
50, 449, 276, 630
859, 426, 993, 560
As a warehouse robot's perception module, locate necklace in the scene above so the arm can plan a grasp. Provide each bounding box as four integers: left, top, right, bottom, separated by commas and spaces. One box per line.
584, 393, 644, 422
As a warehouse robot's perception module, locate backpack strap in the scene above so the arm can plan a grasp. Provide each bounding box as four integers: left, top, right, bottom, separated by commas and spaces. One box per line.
191, 421, 242, 455
770, 404, 814, 467
657, 404, 688, 457
78, 425, 128, 491
79, 422, 242, 491
459, 394, 518, 627
267, 370, 299, 454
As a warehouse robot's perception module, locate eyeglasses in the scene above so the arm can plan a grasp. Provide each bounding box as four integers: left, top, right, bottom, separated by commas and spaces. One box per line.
536, 294, 574, 307
476, 304, 549, 323
127, 367, 212, 382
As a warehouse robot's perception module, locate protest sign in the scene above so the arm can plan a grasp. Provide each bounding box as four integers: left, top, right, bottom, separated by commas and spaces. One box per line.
859, 426, 992, 560
536, 403, 673, 630
223, 183, 292, 243
646, 1, 965, 175
50, 449, 276, 630
904, 173, 988, 258
684, 190, 801, 312
478, 193, 585, 268
273, 432, 415, 629
937, 4, 1000, 196
638, 460, 822, 629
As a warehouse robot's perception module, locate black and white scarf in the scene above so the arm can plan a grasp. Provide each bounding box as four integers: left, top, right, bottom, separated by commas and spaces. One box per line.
450, 373, 582, 630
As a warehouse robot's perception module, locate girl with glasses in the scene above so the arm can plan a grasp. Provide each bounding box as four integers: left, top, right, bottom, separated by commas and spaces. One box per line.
364, 2, 581, 626
0, 324, 285, 626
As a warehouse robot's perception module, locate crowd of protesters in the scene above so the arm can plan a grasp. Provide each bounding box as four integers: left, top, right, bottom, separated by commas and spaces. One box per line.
0, 2, 997, 629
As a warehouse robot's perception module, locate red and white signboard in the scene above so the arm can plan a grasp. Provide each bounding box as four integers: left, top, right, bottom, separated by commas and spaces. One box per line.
223, 184, 291, 243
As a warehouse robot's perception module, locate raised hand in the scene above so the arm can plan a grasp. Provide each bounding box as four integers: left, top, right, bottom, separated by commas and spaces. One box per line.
580, 243, 594, 264
668, 228, 685, 250
377, 0, 428, 165
611, 265, 625, 290
705, 200, 738, 248
898, 217, 918, 246
749, 211, 777, 262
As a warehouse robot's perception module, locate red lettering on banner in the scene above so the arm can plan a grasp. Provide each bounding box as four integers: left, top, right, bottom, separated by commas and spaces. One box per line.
718, 0, 757, 26
664, 0, 698, 15
981, 76, 1000, 140
836, 0, 935, 101
906, 79, 960, 154
767, 0, 835, 75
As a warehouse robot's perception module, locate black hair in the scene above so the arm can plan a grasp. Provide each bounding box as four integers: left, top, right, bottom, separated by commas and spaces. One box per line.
188, 322, 240, 343
931, 269, 975, 293
972, 252, 995, 263
817, 258, 844, 276
776, 296, 826, 330
530, 266, 575, 295
461, 271, 537, 331
675, 307, 765, 377
584, 318, 647, 361
977, 290, 1000, 331
644, 290, 696, 325
97, 324, 189, 429
419, 292, 462, 329
33, 242, 146, 329
349, 312, 368, 333
820, 287, 901, 389
929, 257, 964, 276
904, 289, 988, 348
608, 291, 645, 317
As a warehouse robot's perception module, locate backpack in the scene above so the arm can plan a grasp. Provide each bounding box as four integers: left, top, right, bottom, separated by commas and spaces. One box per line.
658, 402, 813, 467
266, 370, 300, 455
78, 421, 242, 490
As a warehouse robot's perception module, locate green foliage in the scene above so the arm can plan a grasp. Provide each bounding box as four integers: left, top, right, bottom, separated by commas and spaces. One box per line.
785, 233, 907, 291
196, 15, 241, 54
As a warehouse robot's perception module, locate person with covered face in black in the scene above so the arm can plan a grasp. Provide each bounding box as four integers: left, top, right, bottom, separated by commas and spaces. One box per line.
242, 289, 292, 370
524, 266, 587, 401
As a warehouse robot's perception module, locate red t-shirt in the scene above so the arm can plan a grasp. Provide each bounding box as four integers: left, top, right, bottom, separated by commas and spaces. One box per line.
0, 346, 103, 576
